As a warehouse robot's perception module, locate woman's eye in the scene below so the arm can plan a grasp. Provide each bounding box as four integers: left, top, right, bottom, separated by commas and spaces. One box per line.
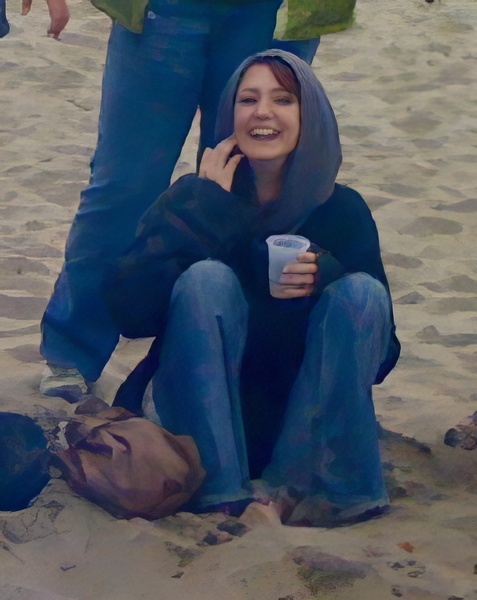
275, 97, 293, 105
238, 97, 256, 104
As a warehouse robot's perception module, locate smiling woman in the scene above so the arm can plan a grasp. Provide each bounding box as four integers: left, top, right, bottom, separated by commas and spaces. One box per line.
106, 50, 400, 526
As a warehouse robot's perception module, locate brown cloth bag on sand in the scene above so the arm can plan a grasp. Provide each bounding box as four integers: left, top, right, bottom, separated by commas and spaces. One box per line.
51, 404, 205, 520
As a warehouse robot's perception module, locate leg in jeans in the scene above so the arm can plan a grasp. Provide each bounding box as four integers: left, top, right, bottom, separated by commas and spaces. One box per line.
41, 11, 209, 380
152, 261, 251, 506
0, 0, 9, 38
271, 38, 321, 65
41, 0, 281, 382
264, 273, 392, 523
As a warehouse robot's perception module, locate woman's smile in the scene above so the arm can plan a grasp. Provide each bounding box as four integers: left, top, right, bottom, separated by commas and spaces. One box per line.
249, 128, 280, 139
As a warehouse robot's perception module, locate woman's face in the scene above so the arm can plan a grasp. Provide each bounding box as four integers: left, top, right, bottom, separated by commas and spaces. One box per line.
234, 63, 300, 172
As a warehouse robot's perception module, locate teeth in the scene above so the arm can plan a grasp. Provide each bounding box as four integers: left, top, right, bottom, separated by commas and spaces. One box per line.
250, 128, 278, 137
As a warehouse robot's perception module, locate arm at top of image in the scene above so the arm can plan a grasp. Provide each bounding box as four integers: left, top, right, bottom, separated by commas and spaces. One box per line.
22, 0, 70, 38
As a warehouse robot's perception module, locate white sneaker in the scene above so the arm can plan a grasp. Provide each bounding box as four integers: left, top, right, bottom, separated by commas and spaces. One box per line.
39, 364, 88, 403
142, 380, 161, 424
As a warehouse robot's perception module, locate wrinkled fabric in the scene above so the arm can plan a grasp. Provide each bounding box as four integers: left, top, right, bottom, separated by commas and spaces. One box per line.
274, 0, 356, 41
51, 407, 205, 519
88, 0, 354, 40
90, 0, 278, 34
151, 261, 251, 506
262, 272, 391, 509
90, 0, 149, 33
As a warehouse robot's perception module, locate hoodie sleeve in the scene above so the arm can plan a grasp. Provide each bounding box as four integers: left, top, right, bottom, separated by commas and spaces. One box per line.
300, 184, 400, 382
302, 185, 388, 294
104, 174, 257, 339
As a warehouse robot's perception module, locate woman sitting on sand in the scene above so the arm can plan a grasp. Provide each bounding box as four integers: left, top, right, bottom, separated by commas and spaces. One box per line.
107, 50, 400, 526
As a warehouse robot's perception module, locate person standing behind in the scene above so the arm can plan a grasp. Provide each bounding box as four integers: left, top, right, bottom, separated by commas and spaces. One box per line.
39, 0, 356, 399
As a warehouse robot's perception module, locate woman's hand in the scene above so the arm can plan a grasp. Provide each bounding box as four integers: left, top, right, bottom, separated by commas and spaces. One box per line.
198, 135, 243, 192
270, 252, 319, 299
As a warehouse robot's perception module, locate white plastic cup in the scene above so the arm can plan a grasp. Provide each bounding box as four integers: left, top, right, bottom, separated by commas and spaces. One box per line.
266, 234, 310, 296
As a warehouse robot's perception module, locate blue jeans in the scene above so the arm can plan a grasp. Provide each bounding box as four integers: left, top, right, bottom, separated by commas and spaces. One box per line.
0, 0, 9, 38
272, 37, 320, 64
151, 261, 391, 512
40, 0, 285, 380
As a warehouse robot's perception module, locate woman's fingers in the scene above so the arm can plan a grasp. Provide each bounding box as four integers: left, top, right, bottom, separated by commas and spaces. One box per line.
275, 255, 318, 298
200, 135, 237, 170
279, 273, 315, 286
224, 152, 244, 174
198, 148, 212, 178
282, 261, 318, 275
215, 134, 238, 155
198, 136, 242, 191
296, 251, 320, 264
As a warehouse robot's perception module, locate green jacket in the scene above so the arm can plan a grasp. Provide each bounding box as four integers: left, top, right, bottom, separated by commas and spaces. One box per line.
90, 0, 356, 38
275, 0, 356, 40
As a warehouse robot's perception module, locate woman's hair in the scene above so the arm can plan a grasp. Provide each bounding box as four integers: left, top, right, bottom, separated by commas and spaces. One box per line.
215, 50, 342, 232
235, 55, 301, 103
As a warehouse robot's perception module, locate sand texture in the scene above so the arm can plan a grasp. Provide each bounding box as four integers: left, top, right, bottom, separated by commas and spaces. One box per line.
1, 0, 476, 598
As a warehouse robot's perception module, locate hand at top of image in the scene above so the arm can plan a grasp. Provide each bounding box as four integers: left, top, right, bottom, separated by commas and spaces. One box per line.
22, 0, 70, 38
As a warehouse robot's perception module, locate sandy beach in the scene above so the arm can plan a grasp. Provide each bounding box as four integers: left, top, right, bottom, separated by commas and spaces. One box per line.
1, 0, 477, 598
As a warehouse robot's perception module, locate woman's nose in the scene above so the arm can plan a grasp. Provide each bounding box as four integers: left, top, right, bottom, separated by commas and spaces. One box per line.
254, 99, 273, 119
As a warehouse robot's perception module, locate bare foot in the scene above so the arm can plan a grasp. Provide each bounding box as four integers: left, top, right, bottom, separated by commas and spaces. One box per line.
239, 501, 282, 528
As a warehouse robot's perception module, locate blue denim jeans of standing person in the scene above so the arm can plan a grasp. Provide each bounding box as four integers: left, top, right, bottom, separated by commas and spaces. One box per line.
40, 0, 284, 381
272, 37, 320, 65
150, 260, 392, 514
0, 0, 9, 38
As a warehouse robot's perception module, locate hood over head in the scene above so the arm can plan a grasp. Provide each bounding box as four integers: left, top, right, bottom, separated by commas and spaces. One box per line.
215, 49, 342, 232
